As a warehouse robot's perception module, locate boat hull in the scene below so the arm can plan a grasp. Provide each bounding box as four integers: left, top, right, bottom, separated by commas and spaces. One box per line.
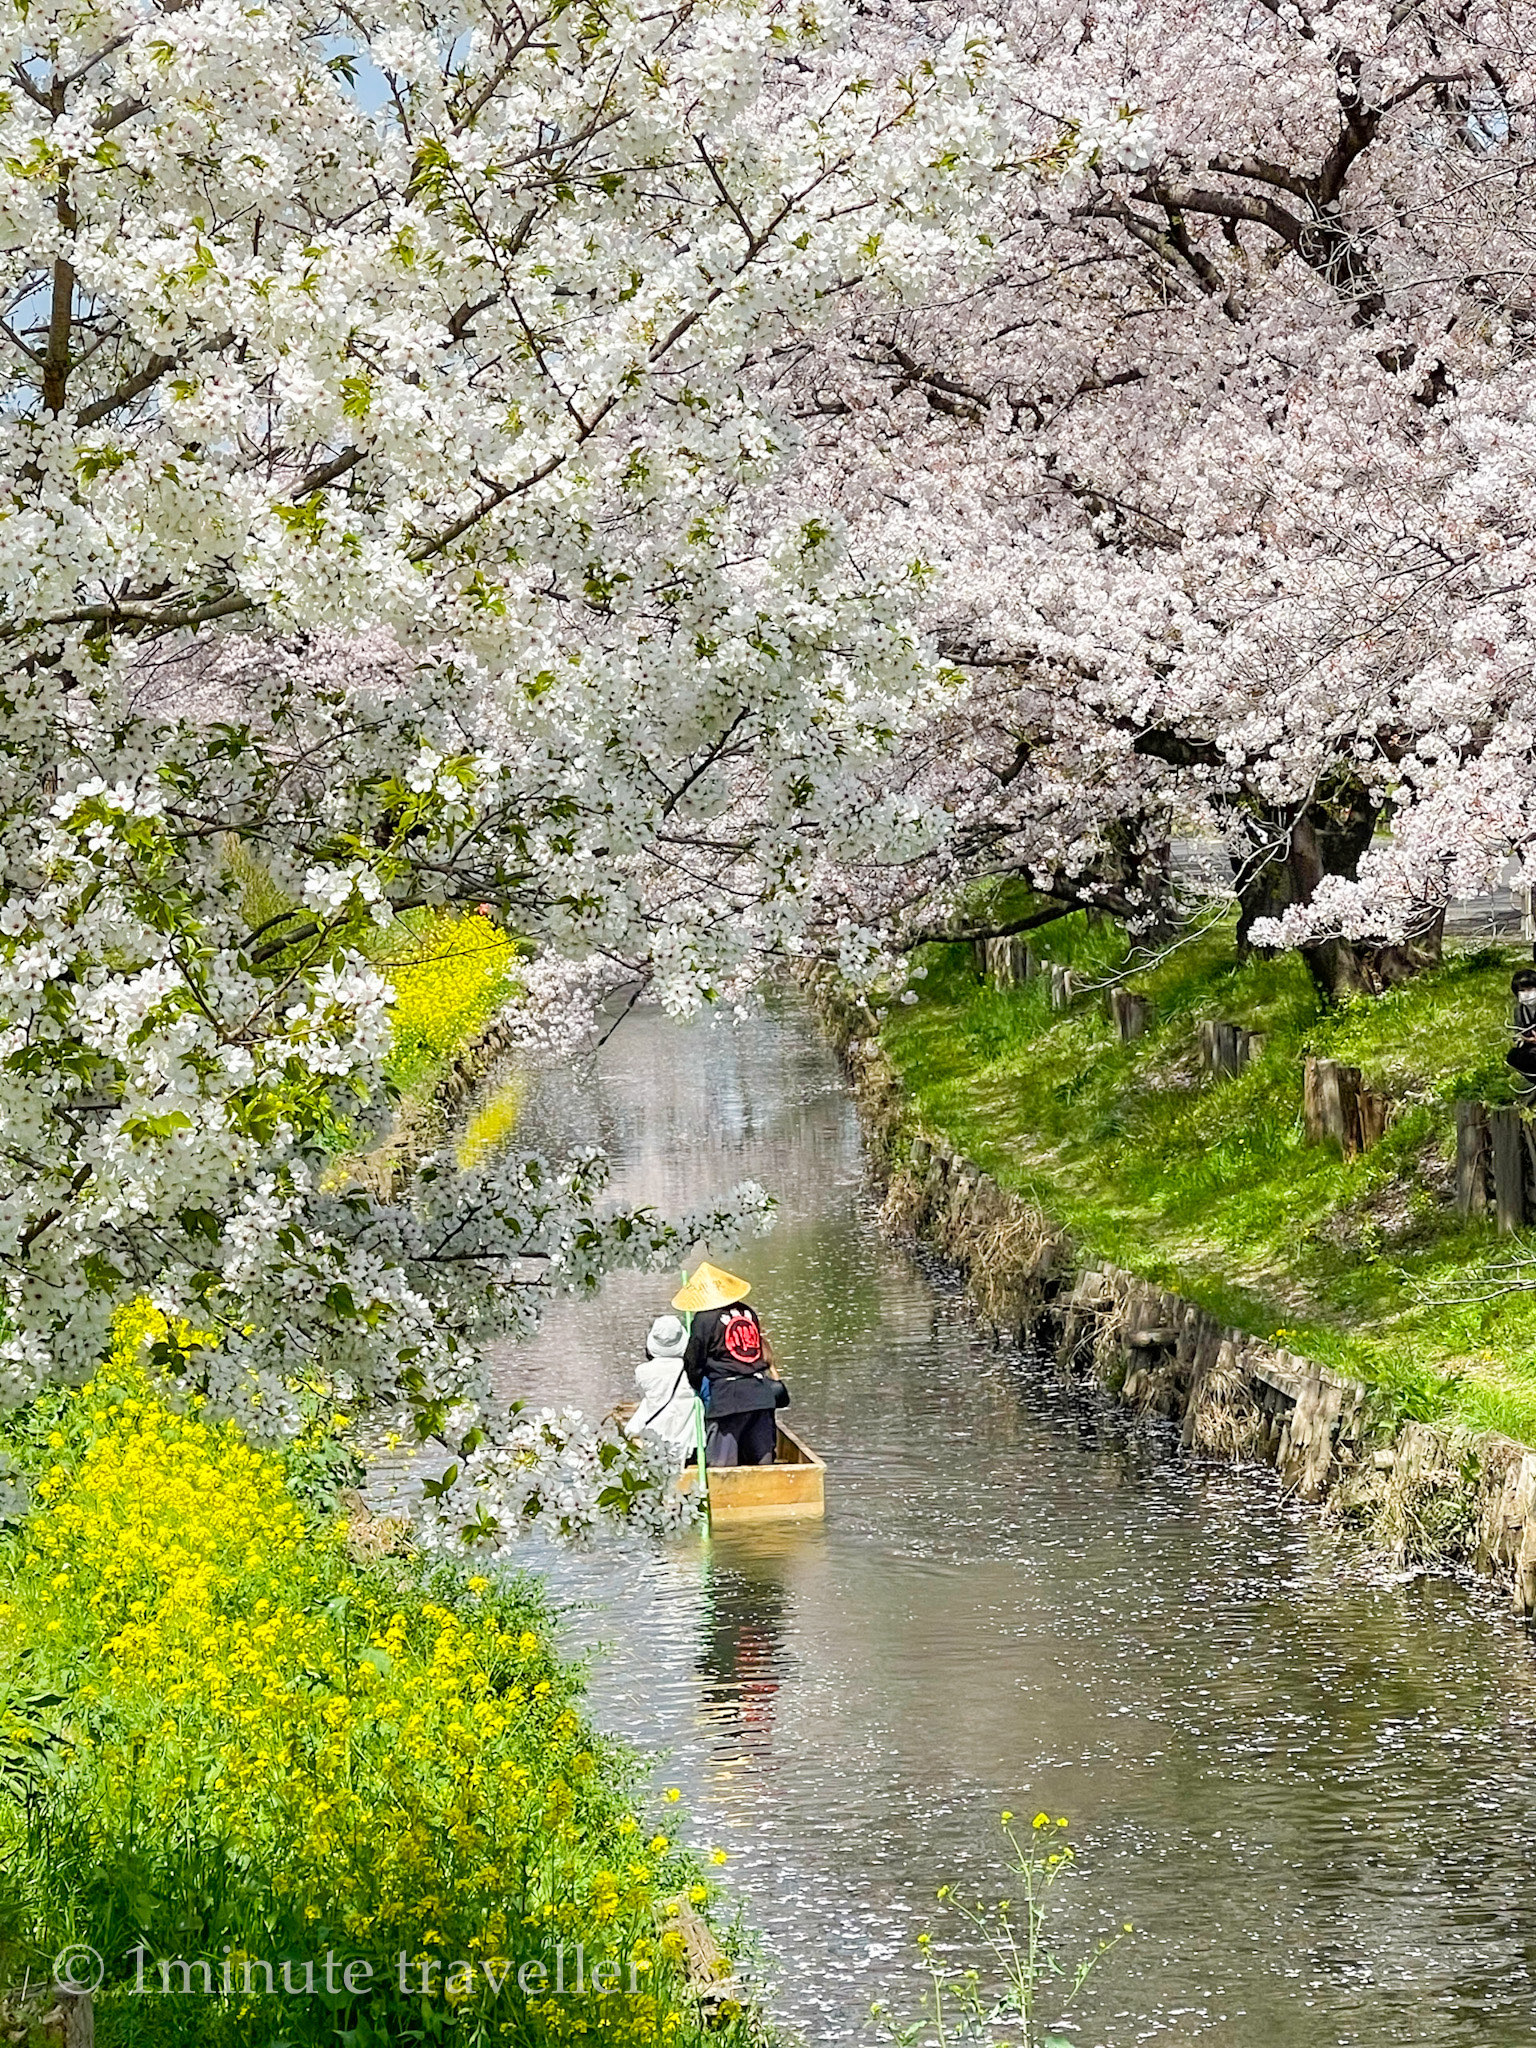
679, 1421, 826, 1522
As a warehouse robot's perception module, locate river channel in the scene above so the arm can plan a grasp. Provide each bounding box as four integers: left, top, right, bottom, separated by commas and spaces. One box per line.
462, 996, 1536, 2047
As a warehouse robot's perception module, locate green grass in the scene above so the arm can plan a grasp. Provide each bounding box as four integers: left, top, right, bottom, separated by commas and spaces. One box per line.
882, 916, 1536, 1442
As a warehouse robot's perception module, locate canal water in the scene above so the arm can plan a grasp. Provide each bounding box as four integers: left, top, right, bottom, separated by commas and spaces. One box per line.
470, 996, 1536, 2047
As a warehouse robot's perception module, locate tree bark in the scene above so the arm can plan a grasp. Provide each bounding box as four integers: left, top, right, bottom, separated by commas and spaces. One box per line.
1231, 773, 1443, 1000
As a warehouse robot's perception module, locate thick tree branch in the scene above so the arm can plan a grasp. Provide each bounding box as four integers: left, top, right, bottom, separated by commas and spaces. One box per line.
901, 902, 1077, 951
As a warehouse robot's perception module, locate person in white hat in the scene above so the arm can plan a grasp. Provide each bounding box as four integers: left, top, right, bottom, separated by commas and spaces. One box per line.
625, 1313, 699, 1458
673, 1262, 784, 1467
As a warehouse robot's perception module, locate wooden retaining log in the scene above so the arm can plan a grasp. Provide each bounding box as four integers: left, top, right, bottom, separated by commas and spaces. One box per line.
1109, 989, 1150, 1043
1356, 1084, 1393, 1153
1200, 1021, 1240, 1078
1304, 1056, 1360, 1149
0, 1987, 92, 2046
1178, 1318, 1229, 1450
1489, 1105, 1528, 1234
656, 1900, 765, 2033
1200, 1021, 1265, 1080
1277, 1368, 1354, 1503
982, 936, 1035, 989
1455, 1101, 1536, 1233
1495, 1451, 1536, 1613
1455, 1101, 1491, 1218
1302, 1058, 1393, 1158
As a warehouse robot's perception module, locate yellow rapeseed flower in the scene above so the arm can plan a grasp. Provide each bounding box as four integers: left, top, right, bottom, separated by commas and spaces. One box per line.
1, 1351, 726, 2048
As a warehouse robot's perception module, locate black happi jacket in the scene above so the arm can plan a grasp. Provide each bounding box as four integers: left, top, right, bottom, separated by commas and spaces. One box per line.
683, 1303, 777, 1416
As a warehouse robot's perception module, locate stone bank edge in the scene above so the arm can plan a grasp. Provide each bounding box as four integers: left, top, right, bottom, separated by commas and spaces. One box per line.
802, 969, 1536, 1617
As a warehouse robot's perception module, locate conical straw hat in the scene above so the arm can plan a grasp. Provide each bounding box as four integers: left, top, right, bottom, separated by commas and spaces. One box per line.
672, 1261, 751, 1313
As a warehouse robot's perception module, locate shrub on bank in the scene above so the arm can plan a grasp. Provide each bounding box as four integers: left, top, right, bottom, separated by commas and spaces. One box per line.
0, 1370, 742, 2047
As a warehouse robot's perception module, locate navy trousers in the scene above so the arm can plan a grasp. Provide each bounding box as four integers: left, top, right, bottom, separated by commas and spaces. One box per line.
704, 1408, 777, 1467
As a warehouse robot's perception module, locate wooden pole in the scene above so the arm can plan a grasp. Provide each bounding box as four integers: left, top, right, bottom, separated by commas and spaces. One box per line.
1357, 1087, 1392, 1153
680, 1269, 710, 1528
1202, 1021, 1242, 1078
1303, 1057, 1363, 1155
692, 1396, 712, 1527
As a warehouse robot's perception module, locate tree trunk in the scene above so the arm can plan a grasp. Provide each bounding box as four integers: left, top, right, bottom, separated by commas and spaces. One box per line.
1232, 774, 1443, 1000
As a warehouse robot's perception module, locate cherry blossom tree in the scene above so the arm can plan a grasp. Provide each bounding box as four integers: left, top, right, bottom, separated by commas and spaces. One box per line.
790, 0, 1536, 997
0, 0, 1038, 1533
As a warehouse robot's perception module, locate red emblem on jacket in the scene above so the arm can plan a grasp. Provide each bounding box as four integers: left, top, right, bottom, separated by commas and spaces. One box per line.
720, 1308, 763, 1365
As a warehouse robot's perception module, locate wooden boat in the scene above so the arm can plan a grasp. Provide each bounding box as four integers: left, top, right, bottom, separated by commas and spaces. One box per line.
614, 1406, 826, 1523
678, 1420, 825, 1523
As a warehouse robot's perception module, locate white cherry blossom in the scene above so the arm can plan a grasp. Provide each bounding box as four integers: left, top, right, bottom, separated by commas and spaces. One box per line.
0, 0, 1042, 1535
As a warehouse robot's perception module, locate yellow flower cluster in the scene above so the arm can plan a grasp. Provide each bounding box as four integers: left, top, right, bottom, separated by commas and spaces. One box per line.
0, 1378, 740, 2048
373, 910, 519, 1094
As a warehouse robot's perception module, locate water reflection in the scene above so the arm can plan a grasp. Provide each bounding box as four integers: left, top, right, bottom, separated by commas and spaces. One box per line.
471, 995, 1536, 2048
696, 1529, 804, 1767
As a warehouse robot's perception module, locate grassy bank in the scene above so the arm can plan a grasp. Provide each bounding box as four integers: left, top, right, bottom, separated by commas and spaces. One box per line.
882, 917, 1536, 1443
0, 1328, 745, 2046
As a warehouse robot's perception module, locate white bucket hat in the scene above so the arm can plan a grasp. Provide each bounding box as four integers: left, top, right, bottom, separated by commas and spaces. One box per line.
646, 1313, 689, 1360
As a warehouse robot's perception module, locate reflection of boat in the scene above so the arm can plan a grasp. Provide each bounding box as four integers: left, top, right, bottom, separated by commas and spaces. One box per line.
680, 1422, 826, 1524
696, 1528, 795, 1758
614, 1407, 826, 1522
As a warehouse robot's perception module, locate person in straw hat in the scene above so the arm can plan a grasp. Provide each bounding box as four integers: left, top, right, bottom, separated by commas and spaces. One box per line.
675, 1261, 784, 1467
